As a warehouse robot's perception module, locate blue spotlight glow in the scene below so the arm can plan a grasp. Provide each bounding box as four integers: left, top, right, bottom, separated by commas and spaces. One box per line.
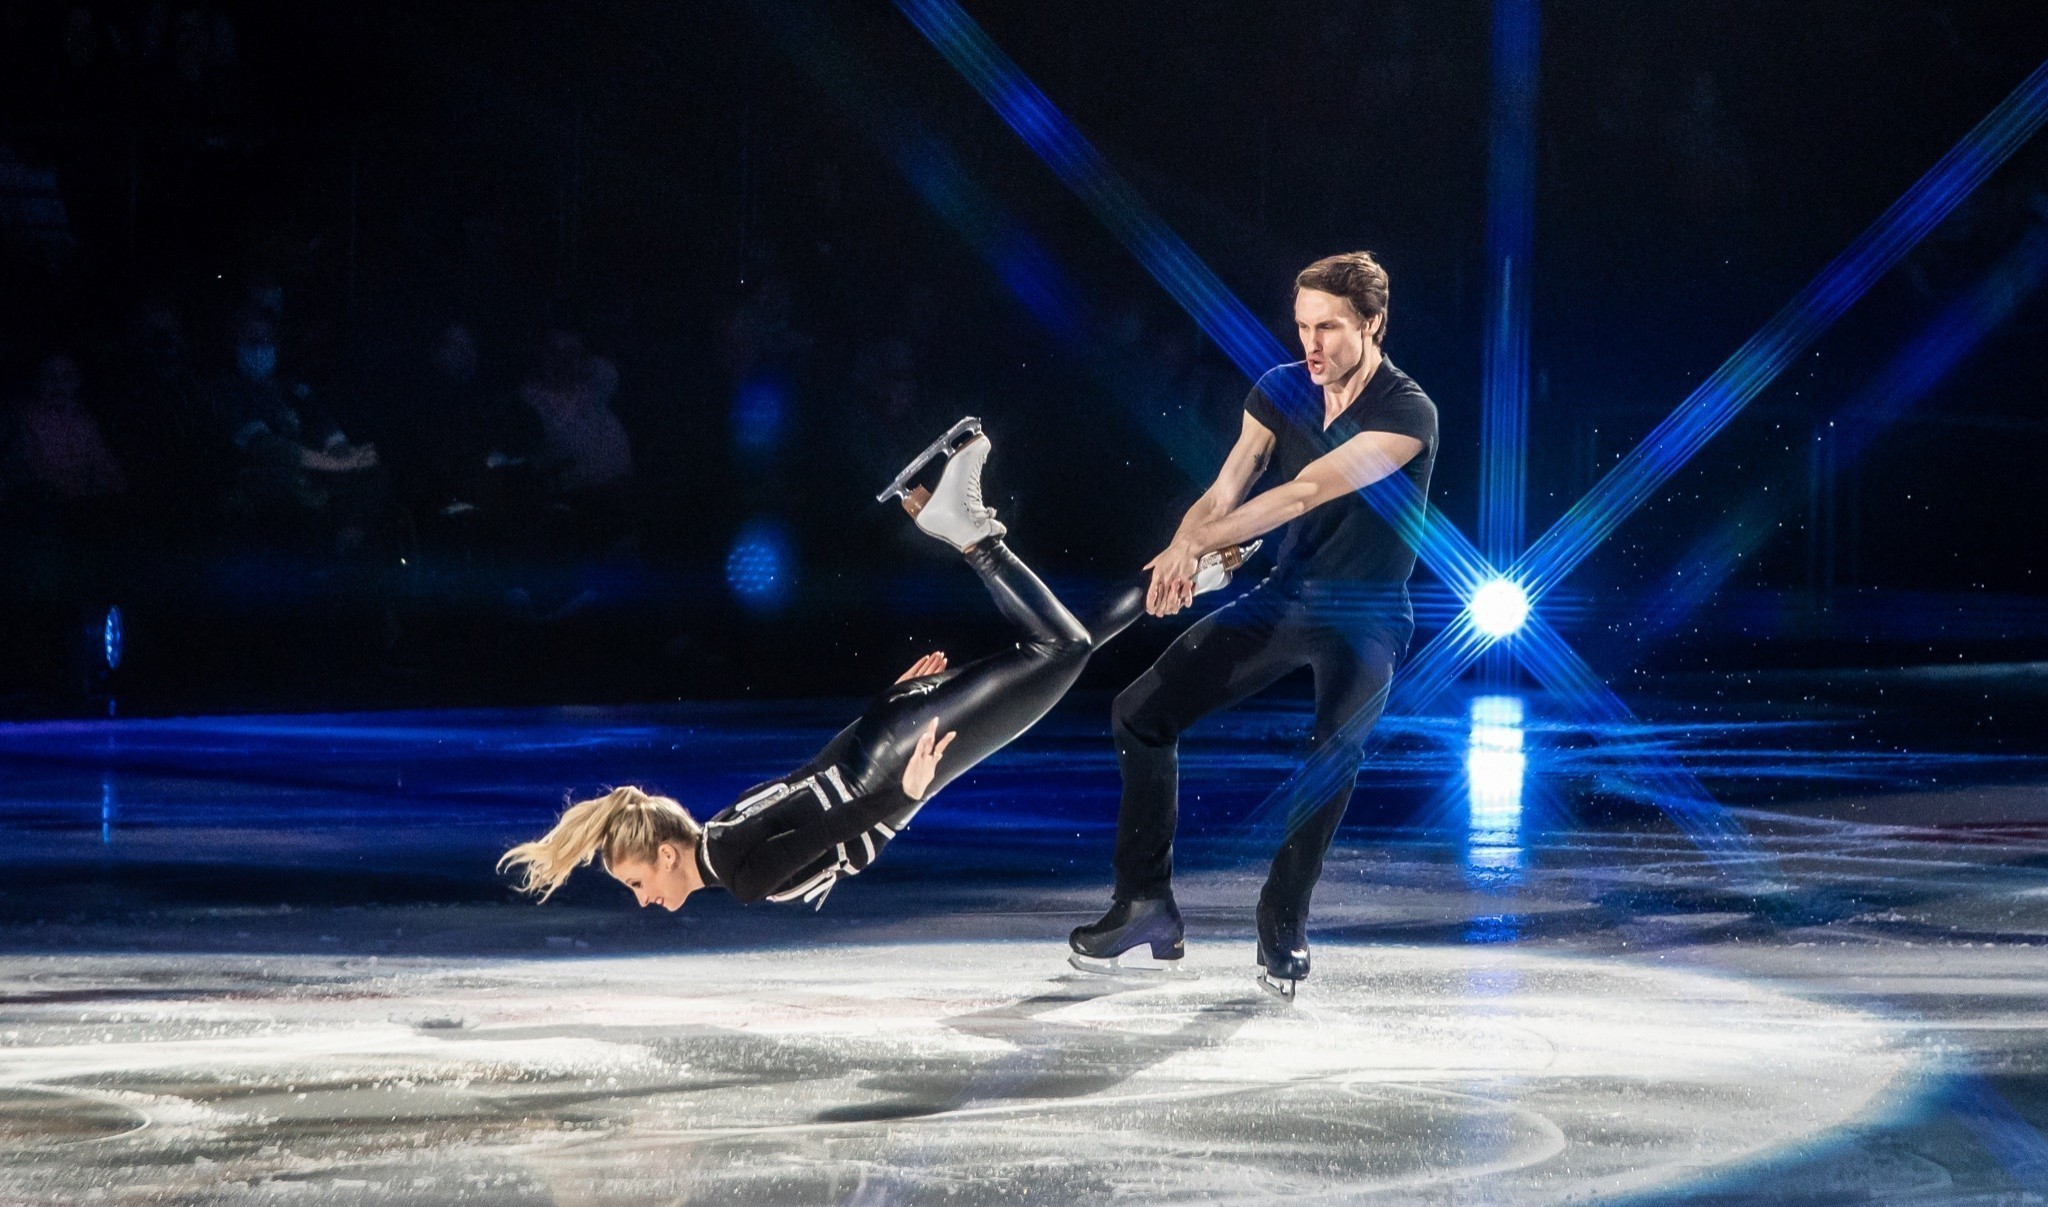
731, 375, 788, 453
1390, 56, 2048, 722
1512, 57, 2048, 607
1466, 695, 1527, 876
102, 605, 123, 672
1469, 579, 1531, 639
726, 519, 795, 614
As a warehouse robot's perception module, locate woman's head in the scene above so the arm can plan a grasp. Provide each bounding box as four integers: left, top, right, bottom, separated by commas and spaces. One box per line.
498, 786, 702, 909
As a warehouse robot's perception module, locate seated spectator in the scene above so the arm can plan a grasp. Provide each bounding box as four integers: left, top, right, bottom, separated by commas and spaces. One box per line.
1, 354, 130, 658
207, 309, 383, 553
493, 328, 635, 582
404, 320, 537, 512
520, 328, 632, 503
2, 353, 126, 509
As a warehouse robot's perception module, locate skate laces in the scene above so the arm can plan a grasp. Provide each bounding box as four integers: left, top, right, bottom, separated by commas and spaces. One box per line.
960, 441, 1000, 529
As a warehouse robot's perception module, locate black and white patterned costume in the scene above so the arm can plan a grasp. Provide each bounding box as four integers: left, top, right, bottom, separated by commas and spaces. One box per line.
696, 539, 1144, 906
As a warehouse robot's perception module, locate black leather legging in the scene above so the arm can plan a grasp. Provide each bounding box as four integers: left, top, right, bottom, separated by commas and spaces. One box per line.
811, 540, 1145, 805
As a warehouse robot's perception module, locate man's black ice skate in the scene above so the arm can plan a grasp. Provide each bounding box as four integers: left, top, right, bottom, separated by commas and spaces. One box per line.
1068, 896, 1191, 978
1255, 904, 1310, 1002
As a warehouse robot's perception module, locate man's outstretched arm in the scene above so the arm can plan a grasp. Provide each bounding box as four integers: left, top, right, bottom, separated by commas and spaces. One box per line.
1150, 429, 1424, 615
1144, 412, 1275, 614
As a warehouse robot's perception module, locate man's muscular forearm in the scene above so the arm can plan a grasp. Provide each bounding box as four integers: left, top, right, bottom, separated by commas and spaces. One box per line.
1181, 480, 1319, 555
1170, 491, 1232, 550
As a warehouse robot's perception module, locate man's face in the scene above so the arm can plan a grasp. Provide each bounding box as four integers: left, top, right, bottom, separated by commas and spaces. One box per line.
1294, 289, 1377, 386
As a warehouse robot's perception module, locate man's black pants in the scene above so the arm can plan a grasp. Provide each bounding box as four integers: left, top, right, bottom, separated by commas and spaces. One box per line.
1111, 581, 1409, 922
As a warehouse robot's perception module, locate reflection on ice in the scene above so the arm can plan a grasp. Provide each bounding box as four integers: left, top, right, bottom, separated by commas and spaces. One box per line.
1467, 694, 1527, 883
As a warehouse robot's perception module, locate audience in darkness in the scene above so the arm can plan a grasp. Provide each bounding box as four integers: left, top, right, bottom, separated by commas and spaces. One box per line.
520, 328, 632, 511
208, 308, 381, 553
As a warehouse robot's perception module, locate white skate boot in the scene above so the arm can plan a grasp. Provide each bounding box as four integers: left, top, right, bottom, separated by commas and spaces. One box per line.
880, 419, 1007, 552
1192, 539, 1262, 595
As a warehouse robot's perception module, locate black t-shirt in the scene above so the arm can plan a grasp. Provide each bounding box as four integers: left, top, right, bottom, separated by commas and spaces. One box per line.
1242, 357, 1437, 588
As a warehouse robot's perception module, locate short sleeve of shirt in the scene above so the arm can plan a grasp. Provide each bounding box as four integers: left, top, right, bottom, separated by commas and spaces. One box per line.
1363, 383, 1437, 451
1243, 381, 1282, 433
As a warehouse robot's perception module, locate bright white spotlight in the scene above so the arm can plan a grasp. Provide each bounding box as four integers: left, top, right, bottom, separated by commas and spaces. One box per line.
1469, 578, 1531, 638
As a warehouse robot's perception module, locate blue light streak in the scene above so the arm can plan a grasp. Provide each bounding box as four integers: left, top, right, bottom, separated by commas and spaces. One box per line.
894, 0, 2033, 887
755, 0, 1089, 347
1510, 613, 1763, 874
892, 0, 1505, 607
893, 0, 1274, 375
1512, 58, 2048, 607
1642, 221, 2048, 642
1388, 56, 2048, 715
1479, 0, 1538, 568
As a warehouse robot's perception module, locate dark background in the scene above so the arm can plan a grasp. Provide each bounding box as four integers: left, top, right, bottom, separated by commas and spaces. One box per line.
3, 1, 2044, 717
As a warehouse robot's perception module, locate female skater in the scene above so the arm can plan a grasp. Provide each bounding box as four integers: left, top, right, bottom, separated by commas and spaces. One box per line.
500, 419, 1254, 919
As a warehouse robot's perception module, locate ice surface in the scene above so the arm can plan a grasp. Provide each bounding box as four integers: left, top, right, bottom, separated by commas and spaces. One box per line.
5, 688, 2048, 1202
0, 943, 1911, 1204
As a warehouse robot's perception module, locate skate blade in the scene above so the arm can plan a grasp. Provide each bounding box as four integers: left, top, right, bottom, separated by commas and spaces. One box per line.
1068, 952, 1197, 980
876, 416, 985, 503
1256, 972, 1299, 1002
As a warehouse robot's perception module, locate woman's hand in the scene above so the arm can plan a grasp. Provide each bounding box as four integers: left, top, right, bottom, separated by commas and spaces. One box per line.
895, 650, 948, 683
1143, 540, 1201, 616
900, 718, 956, 801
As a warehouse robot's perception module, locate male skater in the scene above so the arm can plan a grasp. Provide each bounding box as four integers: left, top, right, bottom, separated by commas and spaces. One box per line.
1070, 251, 1437, 998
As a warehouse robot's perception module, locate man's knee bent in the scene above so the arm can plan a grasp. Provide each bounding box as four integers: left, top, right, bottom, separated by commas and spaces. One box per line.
1112, 675, 1178, 750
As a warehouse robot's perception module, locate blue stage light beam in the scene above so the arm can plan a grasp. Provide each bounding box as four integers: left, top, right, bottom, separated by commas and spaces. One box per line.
754, 0, 1231, 478
893, 4, 2025, 890
1389, 55, 2048, 712
1479, 0, 1538, 569
754, 0, 1089, 348
894, 0, 1277, 378
1641, 220, 2048, 642
893, 0, 1508, 607
1512, 58, 2048, 608
1510, 612, 1767, 879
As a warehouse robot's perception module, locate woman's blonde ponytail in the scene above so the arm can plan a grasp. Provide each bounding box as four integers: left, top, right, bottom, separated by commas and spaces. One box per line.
498, 786, 701, 901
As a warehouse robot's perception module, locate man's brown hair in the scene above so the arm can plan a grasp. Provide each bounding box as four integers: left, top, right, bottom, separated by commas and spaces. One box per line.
1294, 251, 1389, 346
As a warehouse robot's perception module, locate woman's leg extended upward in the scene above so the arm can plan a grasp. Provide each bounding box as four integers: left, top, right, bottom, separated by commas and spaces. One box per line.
881, 538, 1149, 798
829, 421, 1250, 809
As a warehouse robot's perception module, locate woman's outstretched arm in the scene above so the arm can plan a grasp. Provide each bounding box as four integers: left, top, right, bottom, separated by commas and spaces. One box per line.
720, 720, 954, 903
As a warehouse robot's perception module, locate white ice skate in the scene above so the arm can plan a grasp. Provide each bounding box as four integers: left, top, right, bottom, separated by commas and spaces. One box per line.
880, 418, 1007, 552
1192, 539, 1262, 596
876, 416, 984, 505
